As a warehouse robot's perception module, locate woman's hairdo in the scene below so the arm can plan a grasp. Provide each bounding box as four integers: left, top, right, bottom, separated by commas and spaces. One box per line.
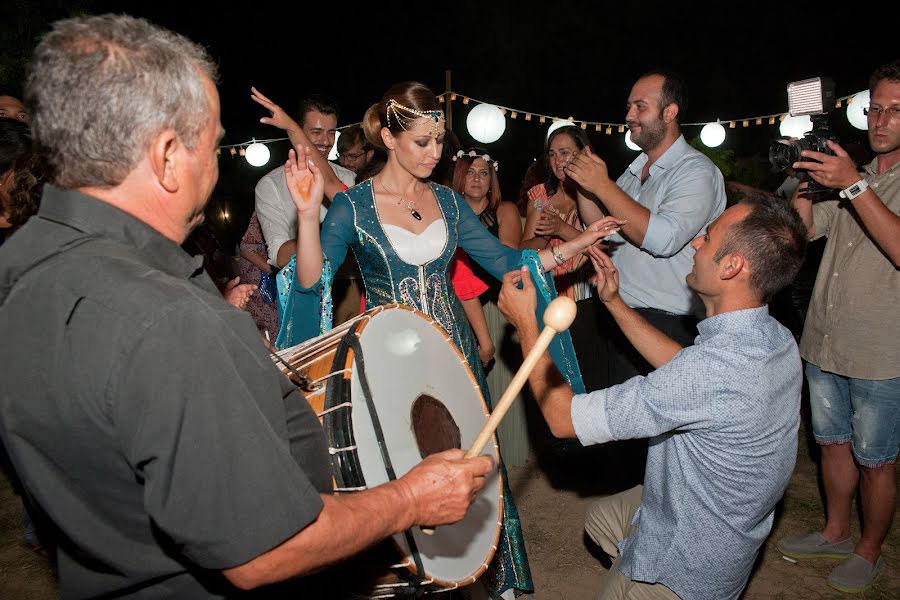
362, 82, 443, 150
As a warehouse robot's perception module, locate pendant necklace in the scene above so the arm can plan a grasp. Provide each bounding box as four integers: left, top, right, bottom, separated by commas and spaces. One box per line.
380, 179, 422, 221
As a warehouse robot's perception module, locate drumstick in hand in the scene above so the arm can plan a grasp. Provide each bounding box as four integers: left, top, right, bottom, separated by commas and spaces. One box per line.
466, 295, 577, 458
421, 296, 577, 536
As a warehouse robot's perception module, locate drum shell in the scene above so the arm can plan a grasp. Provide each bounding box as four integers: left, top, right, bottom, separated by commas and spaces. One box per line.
274, 304, 502, 594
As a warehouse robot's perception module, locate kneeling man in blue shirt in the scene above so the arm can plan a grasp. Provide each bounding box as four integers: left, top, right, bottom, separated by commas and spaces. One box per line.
499, 193, 808, 600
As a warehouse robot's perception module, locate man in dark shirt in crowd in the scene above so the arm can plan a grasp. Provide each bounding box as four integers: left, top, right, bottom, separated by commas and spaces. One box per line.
0, 14, 491, 598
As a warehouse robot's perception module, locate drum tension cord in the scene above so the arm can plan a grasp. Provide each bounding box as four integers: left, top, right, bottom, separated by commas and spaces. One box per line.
270, 351, 323, 392
346, 333, 429, 599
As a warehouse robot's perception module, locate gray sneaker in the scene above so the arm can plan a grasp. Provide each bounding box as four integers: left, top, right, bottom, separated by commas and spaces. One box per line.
828, 553, 883, 593
776, 531, 854, 559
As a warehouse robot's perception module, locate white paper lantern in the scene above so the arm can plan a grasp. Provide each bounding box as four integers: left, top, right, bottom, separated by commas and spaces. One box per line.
467, 103, 506, 144
624, 130, 640, 151
779, 115, 813, 138
245, 141, 270, 167
846, 90, 870, 130
328, 130, 341, 160
547, 119, 576, 139
700, 122, 726, 148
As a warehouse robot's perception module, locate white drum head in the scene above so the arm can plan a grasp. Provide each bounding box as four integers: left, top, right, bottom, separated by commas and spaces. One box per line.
351, 308, 501, 584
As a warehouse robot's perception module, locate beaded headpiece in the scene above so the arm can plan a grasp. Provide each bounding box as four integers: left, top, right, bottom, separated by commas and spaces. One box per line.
386, 99, 446, 137
452, 149, 500, 173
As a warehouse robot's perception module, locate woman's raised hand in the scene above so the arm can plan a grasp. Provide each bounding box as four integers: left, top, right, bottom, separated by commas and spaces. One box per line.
284, 146, 325, 217
575, 215, 627, 249
251, 86, 298, 132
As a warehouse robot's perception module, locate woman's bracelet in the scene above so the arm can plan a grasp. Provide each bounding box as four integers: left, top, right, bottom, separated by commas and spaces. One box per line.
551, 245, 566, 266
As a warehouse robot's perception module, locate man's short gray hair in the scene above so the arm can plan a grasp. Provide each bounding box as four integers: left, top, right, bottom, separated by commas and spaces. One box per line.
25, 14, 218, 188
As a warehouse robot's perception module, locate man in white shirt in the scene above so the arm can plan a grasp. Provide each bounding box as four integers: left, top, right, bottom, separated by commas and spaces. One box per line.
255, 95, 356, 269
254, 95, 363, 326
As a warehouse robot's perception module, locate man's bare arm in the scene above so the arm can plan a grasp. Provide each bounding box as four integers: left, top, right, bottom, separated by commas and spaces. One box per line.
498, 269, 576, 438
251, 87, 342, 202
587, 247, 682, 369
847, 189, 900, 266
565, 147, 651, 244
275, 240, 297, 269
795, 141, 900, 265
790, 184, 815, 238
223, 450, 492, 590
604, 296, 682, 369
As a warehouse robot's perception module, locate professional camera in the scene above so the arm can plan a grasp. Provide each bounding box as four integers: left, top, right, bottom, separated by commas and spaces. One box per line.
768, 77, 838, 188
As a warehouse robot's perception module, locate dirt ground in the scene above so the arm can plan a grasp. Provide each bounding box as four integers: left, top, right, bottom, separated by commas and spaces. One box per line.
509, 420, 899, 600
1, 420, 897, 599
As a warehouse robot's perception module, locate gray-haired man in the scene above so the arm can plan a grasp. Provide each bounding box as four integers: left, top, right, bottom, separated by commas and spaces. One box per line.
0, 14, 490, 598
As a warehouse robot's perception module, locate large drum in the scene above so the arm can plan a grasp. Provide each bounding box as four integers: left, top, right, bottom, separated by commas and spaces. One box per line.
273, 304, 502, 597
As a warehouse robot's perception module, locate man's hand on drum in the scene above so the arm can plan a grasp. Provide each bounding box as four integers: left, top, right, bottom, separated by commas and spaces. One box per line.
498, 267, 539, 334
285, 145, 325, 219
396, 449, 494, 527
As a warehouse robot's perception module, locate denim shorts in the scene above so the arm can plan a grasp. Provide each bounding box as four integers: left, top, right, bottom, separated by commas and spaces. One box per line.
806, 362, 900, 467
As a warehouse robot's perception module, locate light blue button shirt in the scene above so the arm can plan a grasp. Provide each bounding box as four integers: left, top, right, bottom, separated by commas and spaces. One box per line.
571, 307, 801, 600
609, 135, 725, 316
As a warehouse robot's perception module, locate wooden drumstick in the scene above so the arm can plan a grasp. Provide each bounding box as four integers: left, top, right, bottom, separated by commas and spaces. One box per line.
421, 296, 577, 535
465, 295, 577, 458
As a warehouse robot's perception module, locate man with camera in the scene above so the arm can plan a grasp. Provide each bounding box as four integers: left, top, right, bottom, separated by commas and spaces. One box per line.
776, 60, 900, 594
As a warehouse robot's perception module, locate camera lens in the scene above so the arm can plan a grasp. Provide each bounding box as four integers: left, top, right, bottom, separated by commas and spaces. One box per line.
769, 140, 800, 172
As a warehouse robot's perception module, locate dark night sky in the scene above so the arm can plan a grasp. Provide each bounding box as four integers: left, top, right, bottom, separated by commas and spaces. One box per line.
9, 1, 897, 240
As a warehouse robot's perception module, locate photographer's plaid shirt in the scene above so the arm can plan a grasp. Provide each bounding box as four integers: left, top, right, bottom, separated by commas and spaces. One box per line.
572, 307, 801, 600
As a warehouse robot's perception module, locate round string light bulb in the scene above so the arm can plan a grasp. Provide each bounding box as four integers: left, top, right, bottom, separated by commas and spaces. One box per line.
546, 119, 576, 139
700, 122, 726, 148
846, 90, 869, 131
467, 103, 506, 144
624, 130, 640, 151
779, 115, 813, 138
245, 141, 270, 167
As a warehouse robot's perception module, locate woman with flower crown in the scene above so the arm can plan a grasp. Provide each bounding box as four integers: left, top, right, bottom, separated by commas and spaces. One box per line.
448, 147, 535, 467
275, 81, 623, 598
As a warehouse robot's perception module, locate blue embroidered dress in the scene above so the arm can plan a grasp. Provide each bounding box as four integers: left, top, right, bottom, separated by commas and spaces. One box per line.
277, 180, 585, 596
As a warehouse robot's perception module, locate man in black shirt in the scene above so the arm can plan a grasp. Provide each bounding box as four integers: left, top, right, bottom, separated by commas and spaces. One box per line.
0, 14, 492, 598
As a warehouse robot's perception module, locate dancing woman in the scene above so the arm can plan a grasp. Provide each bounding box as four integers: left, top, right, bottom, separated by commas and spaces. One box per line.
277, 82, 622, 597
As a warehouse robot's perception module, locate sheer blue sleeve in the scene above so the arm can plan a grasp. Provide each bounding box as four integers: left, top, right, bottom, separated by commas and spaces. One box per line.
275, 193, 355, 349
455, 193, 522, 279
454, 190, 585, 393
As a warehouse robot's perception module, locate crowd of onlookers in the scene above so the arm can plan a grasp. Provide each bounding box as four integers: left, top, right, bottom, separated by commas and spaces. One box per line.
1, 15, 896, 597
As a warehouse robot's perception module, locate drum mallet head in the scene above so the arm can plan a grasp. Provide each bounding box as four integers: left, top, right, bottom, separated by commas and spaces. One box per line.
543, 296, 577, 332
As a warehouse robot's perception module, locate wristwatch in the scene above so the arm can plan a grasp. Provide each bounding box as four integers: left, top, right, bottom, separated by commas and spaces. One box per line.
839, 179, 869, 200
